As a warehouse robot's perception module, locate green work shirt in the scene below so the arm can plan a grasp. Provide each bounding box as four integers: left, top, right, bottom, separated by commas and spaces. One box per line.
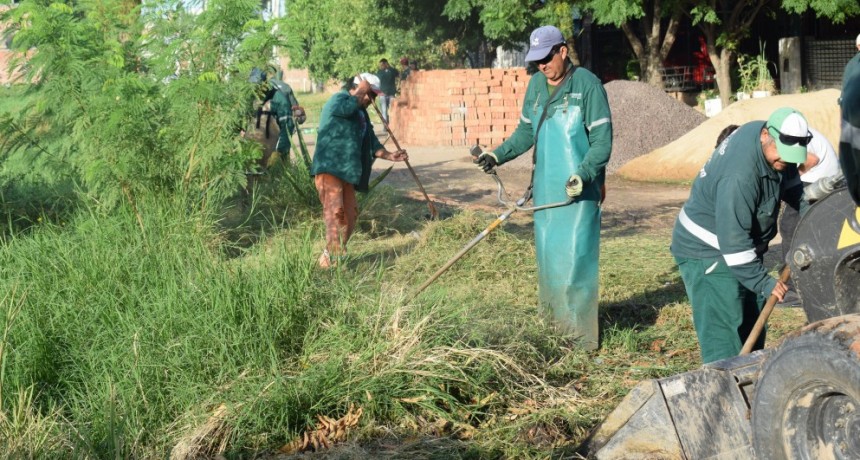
841, 52, 860, 204
671, 121, 790, 297
270, 88, 296, 153
311, 91, 383, 192
376, 67, 400, 97
492, 63, 612, 186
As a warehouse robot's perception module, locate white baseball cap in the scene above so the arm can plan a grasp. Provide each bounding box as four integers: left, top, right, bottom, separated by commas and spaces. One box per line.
354, 73, 384, 95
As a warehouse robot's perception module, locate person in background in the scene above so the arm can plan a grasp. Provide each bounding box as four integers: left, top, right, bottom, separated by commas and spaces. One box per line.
399, 57, 411, 82
268, 79, 306, 161
375, 58, 399, 123
715, 125, 740, 148
775, 126, 842, 306
310, 73, 408, 268
474, 25, 612, 350
672, 108, 811, 363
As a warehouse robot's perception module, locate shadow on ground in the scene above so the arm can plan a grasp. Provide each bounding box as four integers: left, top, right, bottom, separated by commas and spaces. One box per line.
599, 273, 688, 330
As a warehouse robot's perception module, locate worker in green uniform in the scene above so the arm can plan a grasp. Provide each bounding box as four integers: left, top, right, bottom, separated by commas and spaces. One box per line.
671, 107, 813, 363
310, 73, 408, 268
475, 25, 612, 350
268, 79, 305, 158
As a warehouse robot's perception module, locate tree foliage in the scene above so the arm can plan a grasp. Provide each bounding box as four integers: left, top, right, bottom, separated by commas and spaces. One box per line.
577, 0, 860, 96
442, 0, 581, 65
782, 0, 860, 23
280, 0, 487, 79
688, 0, 860, 106
0, 0, 279, 215
443, 0, 537, 47
279, 0, 582, 80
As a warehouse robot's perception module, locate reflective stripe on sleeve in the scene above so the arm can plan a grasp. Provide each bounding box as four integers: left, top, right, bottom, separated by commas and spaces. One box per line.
723, 249, 757, 266
679, 207, 720, 249
587, 118, 610, 131
520, 114, 532, 124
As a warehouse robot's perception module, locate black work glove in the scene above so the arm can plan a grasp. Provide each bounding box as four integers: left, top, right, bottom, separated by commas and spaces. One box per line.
475, 152, 498, 174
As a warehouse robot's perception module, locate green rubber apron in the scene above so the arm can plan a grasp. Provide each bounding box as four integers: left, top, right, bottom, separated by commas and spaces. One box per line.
531, 90, 601, 350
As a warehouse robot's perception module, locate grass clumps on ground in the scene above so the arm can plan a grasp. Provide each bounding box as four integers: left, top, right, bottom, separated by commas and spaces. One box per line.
0, 185, 807, 458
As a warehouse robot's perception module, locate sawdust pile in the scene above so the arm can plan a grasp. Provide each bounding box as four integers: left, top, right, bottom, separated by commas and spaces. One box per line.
605, 80, 707, 174
618, 89, 842, 182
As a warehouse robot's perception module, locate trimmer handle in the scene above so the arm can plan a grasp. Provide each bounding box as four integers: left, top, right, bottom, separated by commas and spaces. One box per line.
469, 145, 484, 162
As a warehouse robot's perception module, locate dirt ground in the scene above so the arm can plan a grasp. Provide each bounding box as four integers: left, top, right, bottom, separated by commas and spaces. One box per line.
369, 140, 787, 264
372, 142, 692, 234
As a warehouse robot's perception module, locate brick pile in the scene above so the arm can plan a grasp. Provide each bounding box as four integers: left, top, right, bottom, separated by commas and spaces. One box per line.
390, 68, 529, 147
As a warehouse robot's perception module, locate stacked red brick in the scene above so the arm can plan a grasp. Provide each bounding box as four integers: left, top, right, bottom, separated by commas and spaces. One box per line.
391, 68, 529, 147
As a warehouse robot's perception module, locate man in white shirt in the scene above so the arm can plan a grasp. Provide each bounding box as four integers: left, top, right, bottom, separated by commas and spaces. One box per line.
778, 127, 842, 306
798, 127, 841, 183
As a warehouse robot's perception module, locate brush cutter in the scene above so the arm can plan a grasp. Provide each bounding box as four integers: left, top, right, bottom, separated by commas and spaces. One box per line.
404, 146, 574, 303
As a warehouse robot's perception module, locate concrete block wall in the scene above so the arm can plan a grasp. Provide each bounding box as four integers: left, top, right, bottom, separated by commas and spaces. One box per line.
390, 68, 529, 147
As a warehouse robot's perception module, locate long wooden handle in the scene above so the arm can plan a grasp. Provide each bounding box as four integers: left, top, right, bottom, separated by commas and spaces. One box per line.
370, 99, 438, 219
406, 207, 516, 303
740, 265, 792, 355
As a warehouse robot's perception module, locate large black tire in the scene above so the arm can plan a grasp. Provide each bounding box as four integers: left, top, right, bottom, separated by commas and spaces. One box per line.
751, 314, 860, 460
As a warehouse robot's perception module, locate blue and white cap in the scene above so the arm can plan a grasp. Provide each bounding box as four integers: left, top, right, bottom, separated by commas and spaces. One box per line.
525, 26, 566, 62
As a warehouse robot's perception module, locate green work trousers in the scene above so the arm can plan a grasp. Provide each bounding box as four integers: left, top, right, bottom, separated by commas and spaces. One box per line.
675, 256, 766, 363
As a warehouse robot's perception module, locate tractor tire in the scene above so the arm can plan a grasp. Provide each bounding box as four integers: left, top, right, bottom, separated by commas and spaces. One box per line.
751, 314, 860, 460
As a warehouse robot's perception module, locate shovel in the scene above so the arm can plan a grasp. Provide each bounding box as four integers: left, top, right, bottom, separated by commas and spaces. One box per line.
740, 265, 792, 355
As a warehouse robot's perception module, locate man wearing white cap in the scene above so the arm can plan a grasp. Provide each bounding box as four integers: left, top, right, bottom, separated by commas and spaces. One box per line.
774, 124, 842, 307
474, 25, 612, 350
671, 107, 812, 363
310, 73, 408, 268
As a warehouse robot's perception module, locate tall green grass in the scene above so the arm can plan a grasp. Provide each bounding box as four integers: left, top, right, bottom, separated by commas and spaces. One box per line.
0, 199, 333, 457
0, 194, 807, 458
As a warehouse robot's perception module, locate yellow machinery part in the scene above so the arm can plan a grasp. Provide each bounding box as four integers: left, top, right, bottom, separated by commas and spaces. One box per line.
837, 207, 860, 250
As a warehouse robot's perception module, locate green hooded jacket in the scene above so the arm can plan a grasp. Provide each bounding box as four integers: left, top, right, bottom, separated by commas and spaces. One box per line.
311, 90, 384, 192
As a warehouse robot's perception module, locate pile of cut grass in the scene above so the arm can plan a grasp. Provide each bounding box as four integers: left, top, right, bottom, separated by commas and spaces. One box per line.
0, 188, 806, 458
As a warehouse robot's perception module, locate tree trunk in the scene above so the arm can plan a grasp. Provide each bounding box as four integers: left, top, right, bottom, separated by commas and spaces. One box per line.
693, 0, 771, 108
620, 22, 648, 82
701, 24, 733, 107
568, 40, 581, 66
713, 50, 734, 108
620, 0, 681, 90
